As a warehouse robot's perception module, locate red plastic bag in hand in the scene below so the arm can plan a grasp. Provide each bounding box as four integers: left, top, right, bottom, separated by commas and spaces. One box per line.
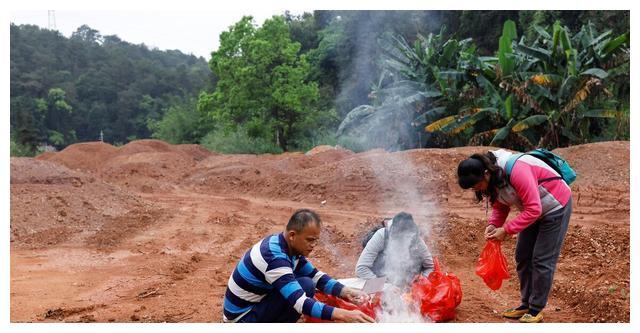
475, 240, 510, 290
303, 292, 380, 323
408, 258, 462, 322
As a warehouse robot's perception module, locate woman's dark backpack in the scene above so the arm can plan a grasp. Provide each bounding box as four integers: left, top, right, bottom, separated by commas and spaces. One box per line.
361, 218, 391, 249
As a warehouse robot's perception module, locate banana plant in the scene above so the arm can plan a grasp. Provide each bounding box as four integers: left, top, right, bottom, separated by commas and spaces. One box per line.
337, 20, 628, 150
491, 20, 629, 148
337, 27, 482, 149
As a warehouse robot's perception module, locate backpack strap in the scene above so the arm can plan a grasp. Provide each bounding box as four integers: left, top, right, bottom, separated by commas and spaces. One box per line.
506, 152, 562, 185
538, 176, 563, 184
382, 219, 390, 249
504, 153, 524, 185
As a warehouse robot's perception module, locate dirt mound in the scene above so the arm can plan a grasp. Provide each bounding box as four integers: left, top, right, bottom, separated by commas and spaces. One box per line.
185, 146, 471, 210
174, 144, 216, 161
36, 140, 216, 193
554, 141, 630, 227
37, 141, 118, 172
554, 141, 629, 187
306, 145, 352, 155
10, 157, 162, 249
11, 157, 95, 186
116, 139, 174, 155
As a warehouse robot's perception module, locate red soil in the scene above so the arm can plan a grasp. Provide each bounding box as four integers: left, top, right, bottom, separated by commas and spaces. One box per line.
11, 140, 629, 323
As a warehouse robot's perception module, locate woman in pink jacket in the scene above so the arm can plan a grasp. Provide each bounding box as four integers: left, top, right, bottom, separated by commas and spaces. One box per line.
457, 149, 573, 323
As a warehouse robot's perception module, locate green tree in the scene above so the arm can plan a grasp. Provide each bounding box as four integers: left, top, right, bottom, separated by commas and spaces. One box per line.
199, 15, 321, 151
41, 88, 75, 148
149, 97, 211, 144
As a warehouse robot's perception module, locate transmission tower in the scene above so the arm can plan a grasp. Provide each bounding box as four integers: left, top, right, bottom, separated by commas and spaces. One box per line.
47, 10, 57, 30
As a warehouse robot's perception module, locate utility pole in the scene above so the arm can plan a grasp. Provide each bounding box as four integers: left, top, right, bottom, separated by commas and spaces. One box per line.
47, 10, 57, 30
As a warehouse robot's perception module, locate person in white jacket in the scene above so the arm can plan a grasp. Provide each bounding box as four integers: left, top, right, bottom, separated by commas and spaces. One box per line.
355, 212, 434, 289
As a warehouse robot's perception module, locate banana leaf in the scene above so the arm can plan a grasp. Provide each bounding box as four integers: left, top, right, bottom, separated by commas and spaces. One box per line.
478, 56, 499, 63
534, 25, 551, 40
490, 119, 514, 145
504, 95, 513, 120
337, 105, 376, 135
512, 115, 548, 132
602, 32, 629, 56
582, 109, 618, 118
560, 28, 573, 52
514, 44, 552, 63
502, 20, 517, 41
581, 68, 609, 79
440, 40, 458, 66
440, 115, 471, 134
561, 127, 578, 142
588, 30, 613, 48
552, 21, 561, 58
499, 35, 515, 76
438, 70, 467, 81
440, 110, 492, 134
413, 107, 448, 126
528, 84, 556, 103
425, 115, 457, 132
520, 59, 540, 72
557, 76, 578, 103
476, 75, 501, 105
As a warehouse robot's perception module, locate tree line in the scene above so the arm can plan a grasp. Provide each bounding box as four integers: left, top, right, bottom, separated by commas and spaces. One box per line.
10, 10, 630, 155
10, 23, 213, 155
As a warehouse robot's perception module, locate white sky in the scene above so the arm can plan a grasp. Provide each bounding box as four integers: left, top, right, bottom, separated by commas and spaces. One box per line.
9, 10, 310, 60
7, 1, 634, 60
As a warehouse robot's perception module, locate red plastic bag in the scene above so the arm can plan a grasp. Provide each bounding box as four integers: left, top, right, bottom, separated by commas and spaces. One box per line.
303, 291, 381, 322
475, 240, 510, 290
408, 258, 462, 322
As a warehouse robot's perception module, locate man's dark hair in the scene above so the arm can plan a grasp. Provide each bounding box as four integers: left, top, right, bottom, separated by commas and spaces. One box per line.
388, 211, 419, 239
286, 209, 322, 232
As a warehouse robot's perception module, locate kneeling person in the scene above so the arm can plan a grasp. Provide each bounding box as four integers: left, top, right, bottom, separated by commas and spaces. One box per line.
356, 212, 434, 289
223, 208, 375, 323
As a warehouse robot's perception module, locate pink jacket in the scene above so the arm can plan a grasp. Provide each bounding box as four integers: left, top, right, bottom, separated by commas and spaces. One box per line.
488, 150, 572, 234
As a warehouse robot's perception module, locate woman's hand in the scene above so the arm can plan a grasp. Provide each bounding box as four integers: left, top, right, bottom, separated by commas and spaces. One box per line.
484, 224, 496, 239
486, 227, 507, 241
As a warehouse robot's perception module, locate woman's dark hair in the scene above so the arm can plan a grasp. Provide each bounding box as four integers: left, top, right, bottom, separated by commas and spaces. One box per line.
457, 151, 505, 203
388, 212, 419, 242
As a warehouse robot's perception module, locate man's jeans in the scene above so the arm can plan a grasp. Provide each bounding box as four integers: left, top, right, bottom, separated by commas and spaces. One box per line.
237, 276, 315, 323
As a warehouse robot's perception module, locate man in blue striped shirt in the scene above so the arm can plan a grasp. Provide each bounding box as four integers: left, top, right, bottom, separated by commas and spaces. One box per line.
223, 208, 375, 323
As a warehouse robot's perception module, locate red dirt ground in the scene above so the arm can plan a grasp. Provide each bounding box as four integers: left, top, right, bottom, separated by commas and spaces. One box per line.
10, 139, 629, 323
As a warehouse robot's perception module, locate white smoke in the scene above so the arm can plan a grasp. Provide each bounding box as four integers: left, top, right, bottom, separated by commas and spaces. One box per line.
327, 11, 446, 322
365, 151, 442, 323
378, 289, 429, 323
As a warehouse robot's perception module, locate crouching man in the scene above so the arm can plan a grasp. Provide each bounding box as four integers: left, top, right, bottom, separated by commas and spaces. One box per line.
222, 208, 375, 323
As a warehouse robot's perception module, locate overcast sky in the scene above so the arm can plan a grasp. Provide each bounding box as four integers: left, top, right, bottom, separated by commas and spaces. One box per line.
9, 1, 630, 60
10, 9, 314, 60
